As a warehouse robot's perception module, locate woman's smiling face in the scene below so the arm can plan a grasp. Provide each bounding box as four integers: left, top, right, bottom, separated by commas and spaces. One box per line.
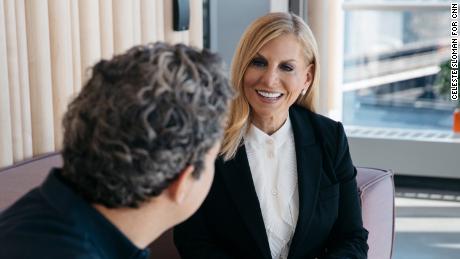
243, 33, 313, 127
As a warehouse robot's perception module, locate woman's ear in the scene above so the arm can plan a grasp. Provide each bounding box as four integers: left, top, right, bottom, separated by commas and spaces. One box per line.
304, 64, 314, 88
167, 165, 195, 204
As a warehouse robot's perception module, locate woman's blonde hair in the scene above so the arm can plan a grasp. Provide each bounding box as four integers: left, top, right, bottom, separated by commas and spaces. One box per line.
220, 12, 321, 161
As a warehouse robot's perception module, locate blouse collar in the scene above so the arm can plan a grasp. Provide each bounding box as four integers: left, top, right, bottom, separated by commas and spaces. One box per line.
245, 115, 292, 148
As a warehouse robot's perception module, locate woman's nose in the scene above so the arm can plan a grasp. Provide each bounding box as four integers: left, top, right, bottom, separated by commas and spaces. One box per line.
260, 68, 278, 87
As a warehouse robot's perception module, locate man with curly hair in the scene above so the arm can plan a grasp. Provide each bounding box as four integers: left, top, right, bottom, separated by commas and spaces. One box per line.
0, 42, 233, 259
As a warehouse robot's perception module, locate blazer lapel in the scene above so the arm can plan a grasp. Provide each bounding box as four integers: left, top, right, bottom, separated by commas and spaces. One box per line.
219, 147, 272, 259
288, 107, 323, 259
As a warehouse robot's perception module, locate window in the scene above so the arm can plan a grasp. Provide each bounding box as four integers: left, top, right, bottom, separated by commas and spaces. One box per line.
342, 0, 455, 130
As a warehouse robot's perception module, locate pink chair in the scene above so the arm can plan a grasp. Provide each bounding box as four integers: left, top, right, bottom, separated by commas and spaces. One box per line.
0, 153, 394, 259
357, 167, 395, 259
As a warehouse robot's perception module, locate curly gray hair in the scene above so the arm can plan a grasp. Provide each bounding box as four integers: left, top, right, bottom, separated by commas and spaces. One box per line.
61, 42, 233, 208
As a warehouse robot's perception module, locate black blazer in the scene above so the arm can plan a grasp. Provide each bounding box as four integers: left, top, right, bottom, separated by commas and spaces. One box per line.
174, 106, 369, 259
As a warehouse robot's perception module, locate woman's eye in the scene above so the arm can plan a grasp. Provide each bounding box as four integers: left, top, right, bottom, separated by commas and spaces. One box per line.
250, 58, 266, 67
280, 64, 294, 71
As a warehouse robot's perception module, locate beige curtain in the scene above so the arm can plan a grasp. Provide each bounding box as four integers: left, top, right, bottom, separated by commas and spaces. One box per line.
0, 0, 204, 168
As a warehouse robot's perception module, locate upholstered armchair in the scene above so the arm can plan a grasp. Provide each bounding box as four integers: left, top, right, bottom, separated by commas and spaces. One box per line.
0, 153, 394, 259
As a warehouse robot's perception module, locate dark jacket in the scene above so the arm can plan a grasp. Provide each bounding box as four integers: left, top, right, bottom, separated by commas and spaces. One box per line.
174, 105, 369, 259
0, 170, 150, 259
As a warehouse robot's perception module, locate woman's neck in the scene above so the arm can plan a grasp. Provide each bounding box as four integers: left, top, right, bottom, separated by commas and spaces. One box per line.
251, 112, 288, 135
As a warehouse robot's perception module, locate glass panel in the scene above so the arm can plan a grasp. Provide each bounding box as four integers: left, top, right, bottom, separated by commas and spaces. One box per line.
344, 0, 450, 3
342, 9, 456, 130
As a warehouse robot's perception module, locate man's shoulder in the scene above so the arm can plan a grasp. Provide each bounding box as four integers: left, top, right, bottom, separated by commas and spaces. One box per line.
0, 214, 98, 259
0, 189, 98, 258
0, 235, 99, 259
0, 187, 57, 224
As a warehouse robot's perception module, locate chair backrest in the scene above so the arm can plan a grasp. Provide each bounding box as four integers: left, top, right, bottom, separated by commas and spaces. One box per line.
0, 152, 62, 210
356, 167, 395, 259
0, 154, 394, 259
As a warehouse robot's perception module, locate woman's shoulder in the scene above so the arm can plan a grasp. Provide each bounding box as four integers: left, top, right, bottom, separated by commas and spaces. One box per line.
291, 105, 342, 140
291, 105, 350, 170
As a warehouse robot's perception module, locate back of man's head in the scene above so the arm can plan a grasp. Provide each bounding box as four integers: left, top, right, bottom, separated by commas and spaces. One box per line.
61, 42, 233, 208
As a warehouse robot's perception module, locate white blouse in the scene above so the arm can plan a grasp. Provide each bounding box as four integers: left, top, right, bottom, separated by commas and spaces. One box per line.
244, 116, 299, 259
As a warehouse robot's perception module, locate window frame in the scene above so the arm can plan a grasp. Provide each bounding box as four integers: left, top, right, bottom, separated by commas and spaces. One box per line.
296, 0, 459, 179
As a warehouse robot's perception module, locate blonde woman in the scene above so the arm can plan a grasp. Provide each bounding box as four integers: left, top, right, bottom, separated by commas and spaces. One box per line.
175, 13, 368, 259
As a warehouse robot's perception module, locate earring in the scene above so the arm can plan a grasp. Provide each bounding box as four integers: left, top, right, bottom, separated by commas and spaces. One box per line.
301, 89, 307, 95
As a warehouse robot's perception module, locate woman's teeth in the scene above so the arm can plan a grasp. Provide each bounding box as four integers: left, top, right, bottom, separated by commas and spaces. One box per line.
256, 90, 283, 98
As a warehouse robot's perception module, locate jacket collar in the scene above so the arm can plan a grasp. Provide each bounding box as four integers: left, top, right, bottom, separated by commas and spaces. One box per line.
220, 146, 272, 259
287, 106, 323, 259
219, 106, 323, 259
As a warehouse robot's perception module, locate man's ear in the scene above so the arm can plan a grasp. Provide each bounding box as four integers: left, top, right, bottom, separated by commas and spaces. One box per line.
167, 165, 195, 204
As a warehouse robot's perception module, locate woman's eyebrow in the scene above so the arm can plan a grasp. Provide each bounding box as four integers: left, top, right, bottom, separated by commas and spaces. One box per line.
253, 53, 265, 59
254, 52, 297, 63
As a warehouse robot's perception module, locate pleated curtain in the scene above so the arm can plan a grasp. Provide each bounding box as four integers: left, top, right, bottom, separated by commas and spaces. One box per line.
0, 0, 204, 168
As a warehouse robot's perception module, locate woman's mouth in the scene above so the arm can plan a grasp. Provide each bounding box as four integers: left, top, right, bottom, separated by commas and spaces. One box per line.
256, 90, 284, 102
